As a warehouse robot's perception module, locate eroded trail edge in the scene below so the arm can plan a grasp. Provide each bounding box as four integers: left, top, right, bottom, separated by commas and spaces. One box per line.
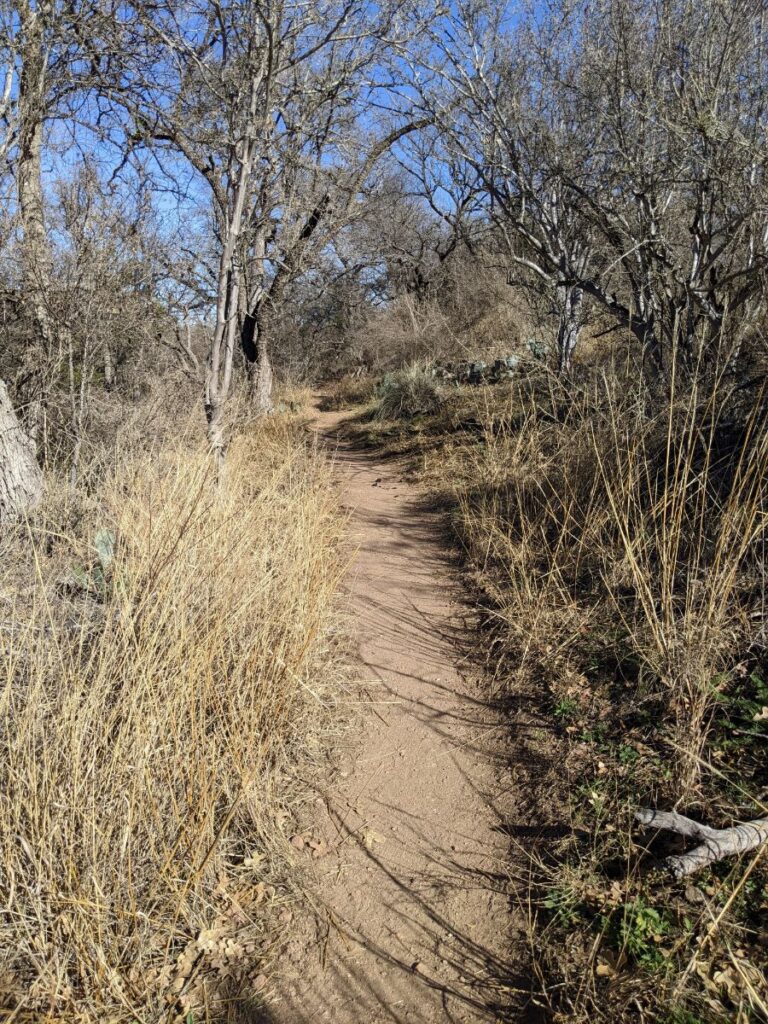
267, 405, 523, 1023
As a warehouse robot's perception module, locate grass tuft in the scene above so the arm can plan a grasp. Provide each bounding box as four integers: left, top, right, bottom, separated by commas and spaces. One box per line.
375, 365, 444, 421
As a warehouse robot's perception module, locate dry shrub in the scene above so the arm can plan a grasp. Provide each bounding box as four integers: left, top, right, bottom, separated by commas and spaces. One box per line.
375, 365, 445, 420
338, 264, 532, 373
275, 380, 314, 412
318, 372, 378, 410
0, 416, 345, 1021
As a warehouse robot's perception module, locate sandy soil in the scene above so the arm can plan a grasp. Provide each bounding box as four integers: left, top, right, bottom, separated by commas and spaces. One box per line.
264, 404, 533, 1023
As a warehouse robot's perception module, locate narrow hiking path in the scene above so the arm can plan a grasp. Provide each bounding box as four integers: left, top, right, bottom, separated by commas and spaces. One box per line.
267, 403, 528, 1023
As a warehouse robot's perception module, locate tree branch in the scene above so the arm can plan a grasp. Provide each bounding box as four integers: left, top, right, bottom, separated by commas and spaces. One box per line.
636, 808, 768, 879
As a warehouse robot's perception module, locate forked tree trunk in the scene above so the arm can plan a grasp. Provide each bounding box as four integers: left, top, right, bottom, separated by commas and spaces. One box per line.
0, 380, 44, 523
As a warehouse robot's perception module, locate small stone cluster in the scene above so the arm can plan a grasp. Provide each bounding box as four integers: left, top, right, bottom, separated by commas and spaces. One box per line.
430, 340, 551, 386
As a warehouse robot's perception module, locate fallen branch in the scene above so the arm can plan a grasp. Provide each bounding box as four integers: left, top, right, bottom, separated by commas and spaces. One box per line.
635, 808, 768, 879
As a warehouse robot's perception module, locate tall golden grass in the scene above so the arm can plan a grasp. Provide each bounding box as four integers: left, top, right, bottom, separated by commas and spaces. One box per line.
459, 373, 768, 1021
0, 416, 345, 1020
453, 371, 768, 795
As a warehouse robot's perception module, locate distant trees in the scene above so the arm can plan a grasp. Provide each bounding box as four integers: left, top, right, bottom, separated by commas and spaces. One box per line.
2, 0, 768, 507
417, 0, 768, 378
8, 1, 105, 423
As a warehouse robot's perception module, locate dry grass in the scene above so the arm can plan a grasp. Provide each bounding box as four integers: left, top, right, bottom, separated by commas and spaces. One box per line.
375, 366, 445, 421
358, 365, 768, 1023
317, 372, 378, 411
274, 381, 315, 412
455, 372, 768, 781
0, 414, 345, 1021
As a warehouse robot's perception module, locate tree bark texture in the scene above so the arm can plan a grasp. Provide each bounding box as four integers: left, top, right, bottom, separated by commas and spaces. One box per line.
0, 379, 44, 522
557, 285, 583, 374
636, 808, 768, 879
242, 307, 274, 416
17, 3, 55, 359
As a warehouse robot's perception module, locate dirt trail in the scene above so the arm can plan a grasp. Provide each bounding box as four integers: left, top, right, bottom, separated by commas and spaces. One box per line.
267, 404, 527, 1023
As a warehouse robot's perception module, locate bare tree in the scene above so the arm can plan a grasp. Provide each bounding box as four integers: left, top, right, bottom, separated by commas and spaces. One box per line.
98, 0, 427, 459
239, 117, 432, 410
367, 133, 481, 305
0, 1, 54, 512
546, 0, 768, 374
15, 0, 55, 371
9, 1, 100, 422
51, 160, 167, 484
420, 0, 768, 377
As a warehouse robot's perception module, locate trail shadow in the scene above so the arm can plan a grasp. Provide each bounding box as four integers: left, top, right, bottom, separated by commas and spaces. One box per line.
266, 802, 552, 1023
271, 407, 558, 1023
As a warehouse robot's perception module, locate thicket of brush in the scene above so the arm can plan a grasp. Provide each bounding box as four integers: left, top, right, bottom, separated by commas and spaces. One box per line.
350, 356, 768, 1023
374, 366, 445, 421
317, 372, 378, 411
0, 394, 345, 1021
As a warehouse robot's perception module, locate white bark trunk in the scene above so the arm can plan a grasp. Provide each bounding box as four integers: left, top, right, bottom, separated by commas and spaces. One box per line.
556, 286, 583, 374
636, 808, 768, 879
0, 380, 44, 523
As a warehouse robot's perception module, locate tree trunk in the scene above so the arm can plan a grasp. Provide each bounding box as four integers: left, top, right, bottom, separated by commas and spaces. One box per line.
17, 3, 54, 358
556, 285, 583, 374
205, 397, 227, 471
252, 340, 274, 416
0, 380, 44, 523
103, 341, 115, 390
242, 309, 274, 416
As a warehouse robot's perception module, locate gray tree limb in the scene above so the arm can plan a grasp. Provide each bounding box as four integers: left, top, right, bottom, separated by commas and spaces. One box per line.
636, 808, 768, 879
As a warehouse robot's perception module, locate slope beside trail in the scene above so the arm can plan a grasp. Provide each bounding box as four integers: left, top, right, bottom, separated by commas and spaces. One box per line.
265, 401, 538, 1024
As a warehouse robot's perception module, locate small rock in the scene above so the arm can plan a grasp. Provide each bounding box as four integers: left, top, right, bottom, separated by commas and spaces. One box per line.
289, 834, 305, 850
684, 884, 706, 904
309, 837, 328, 858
